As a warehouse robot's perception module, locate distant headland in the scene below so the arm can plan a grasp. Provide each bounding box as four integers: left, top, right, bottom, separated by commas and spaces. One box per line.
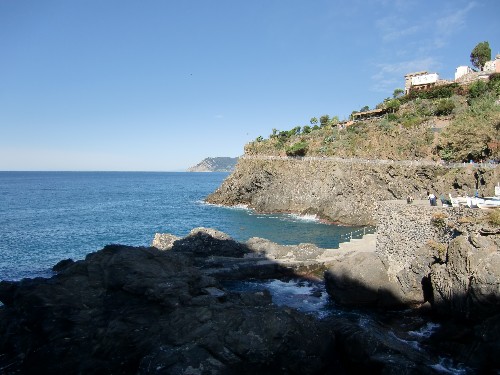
188, 157, 239, 172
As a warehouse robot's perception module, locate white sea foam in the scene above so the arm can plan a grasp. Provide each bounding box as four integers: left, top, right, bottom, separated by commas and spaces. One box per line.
429, 358, 468, 374
199, 200, 250, 211
388, 331, 422, 351
286, 213, 321, 222
408, 322, 440, 339
231, 279, 330, 317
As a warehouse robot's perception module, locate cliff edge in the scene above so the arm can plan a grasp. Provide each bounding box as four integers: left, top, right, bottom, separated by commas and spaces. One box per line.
206, 156, 499, 225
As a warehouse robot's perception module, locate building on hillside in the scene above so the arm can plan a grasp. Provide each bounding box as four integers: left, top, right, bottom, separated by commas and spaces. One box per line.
351, 108, 389, 121
404, 71, 448, 94
455, 66, 473, 80
484, 54, 500, 73
404, 71, 428, 94
406, 55, 499, 91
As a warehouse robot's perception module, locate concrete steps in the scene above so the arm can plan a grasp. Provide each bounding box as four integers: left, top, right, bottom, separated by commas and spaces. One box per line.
319, 233, 377, 263
337, 233, 377, 253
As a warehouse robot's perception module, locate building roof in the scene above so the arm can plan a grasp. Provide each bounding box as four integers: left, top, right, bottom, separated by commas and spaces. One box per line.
351, 107, 388, 119
404, 71, 428, 78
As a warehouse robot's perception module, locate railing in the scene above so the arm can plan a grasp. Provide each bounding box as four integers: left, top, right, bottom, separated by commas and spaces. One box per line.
339, 226, 377, 242
241, 155, 499, 169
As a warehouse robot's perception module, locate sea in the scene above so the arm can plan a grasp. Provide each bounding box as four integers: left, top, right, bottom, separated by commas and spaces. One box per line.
0, 171, 471, 373
0, 171, 356, 282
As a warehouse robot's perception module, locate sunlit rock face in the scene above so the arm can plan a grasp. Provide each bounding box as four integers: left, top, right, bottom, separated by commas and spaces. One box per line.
206, 157, 499, 225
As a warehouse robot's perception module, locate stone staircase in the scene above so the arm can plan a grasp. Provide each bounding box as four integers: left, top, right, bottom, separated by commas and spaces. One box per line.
318, 233, 377, 264
337, 233, 377, 253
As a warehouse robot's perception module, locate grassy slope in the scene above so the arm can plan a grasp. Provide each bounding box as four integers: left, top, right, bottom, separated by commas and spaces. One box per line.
246, 76, 500, 162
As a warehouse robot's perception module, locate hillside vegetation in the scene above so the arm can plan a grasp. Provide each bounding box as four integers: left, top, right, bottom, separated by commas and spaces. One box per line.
246, 74, 500, 162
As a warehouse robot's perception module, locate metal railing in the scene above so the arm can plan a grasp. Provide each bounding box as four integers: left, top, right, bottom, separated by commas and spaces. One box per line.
339, 226, 377, 242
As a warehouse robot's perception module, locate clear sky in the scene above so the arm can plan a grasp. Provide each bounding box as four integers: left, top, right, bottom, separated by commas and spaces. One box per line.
1, 0, 499, 171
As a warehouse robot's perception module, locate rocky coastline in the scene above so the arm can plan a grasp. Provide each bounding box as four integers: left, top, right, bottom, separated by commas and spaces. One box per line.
1, 209, 499, 373
206, 156, 500, 225
1, 158, 499, 374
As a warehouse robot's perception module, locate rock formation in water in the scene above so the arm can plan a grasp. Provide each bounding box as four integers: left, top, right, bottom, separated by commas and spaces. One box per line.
206, 157, 500, 225
187, 157, 239, 172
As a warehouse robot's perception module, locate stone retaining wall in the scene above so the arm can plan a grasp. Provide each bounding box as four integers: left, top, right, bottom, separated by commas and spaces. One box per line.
375, 201, 491, 304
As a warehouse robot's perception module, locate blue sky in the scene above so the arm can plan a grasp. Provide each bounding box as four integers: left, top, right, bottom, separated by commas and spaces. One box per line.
1, 0, 498, 171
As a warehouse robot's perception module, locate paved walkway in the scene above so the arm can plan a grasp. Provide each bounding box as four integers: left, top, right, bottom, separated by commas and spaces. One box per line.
242, 154, 499, 169
385, 199, 441, 206
337, 233, 377, 253
318, 233, 376, 263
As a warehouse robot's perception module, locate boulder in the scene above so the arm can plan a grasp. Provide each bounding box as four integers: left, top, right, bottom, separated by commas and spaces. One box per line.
152, 233, 180, 250
324, 251, 407, 308
171, 227, 251, 258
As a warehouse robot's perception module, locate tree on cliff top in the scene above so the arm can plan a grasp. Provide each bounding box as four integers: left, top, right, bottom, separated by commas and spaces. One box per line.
470, 41, 491, 71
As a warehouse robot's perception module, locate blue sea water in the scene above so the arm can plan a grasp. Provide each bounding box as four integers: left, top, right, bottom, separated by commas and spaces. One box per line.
0, 171, 356, 281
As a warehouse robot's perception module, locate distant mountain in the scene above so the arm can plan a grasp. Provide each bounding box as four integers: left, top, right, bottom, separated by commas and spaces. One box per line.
187, 157, 239, 172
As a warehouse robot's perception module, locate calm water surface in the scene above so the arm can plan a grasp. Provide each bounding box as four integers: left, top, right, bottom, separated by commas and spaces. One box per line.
0, 171, 355, 281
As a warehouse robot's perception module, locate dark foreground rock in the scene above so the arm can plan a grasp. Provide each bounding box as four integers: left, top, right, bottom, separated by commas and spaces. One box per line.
1, 227, 497, 374
0, 238, 335, 374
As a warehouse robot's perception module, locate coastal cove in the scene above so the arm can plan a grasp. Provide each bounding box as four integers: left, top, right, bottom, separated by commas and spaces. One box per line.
1, 169, 499, 373
0, 171, 357, 281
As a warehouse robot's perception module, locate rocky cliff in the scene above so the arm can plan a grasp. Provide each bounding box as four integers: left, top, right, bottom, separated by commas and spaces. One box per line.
188, 157, 238, 172
206, 156, 500, 225
324, 202, 500, 314
323, 203, 500, 372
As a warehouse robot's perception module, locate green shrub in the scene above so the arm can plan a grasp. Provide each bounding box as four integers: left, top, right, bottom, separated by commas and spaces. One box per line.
435, 99, 455, 116
408, 83, 458, 100
386, 99, 401, 113
487, 73, 500, 95
285, 141, 308, 156
438, 146, 455, 161
468, 80, 488, 99
379, 119, 395, 133
399, 113, 424, 128
346, 122, 367, 134
387, 113, 399, 121
323, 135, 335, 143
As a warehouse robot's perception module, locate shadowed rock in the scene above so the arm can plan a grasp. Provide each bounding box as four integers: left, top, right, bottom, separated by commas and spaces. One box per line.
0, 240, 336, 374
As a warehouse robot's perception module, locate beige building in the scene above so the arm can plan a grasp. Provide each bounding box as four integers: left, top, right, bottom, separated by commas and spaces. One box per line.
484, 54, 500, 73
404, 71, 440, 94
